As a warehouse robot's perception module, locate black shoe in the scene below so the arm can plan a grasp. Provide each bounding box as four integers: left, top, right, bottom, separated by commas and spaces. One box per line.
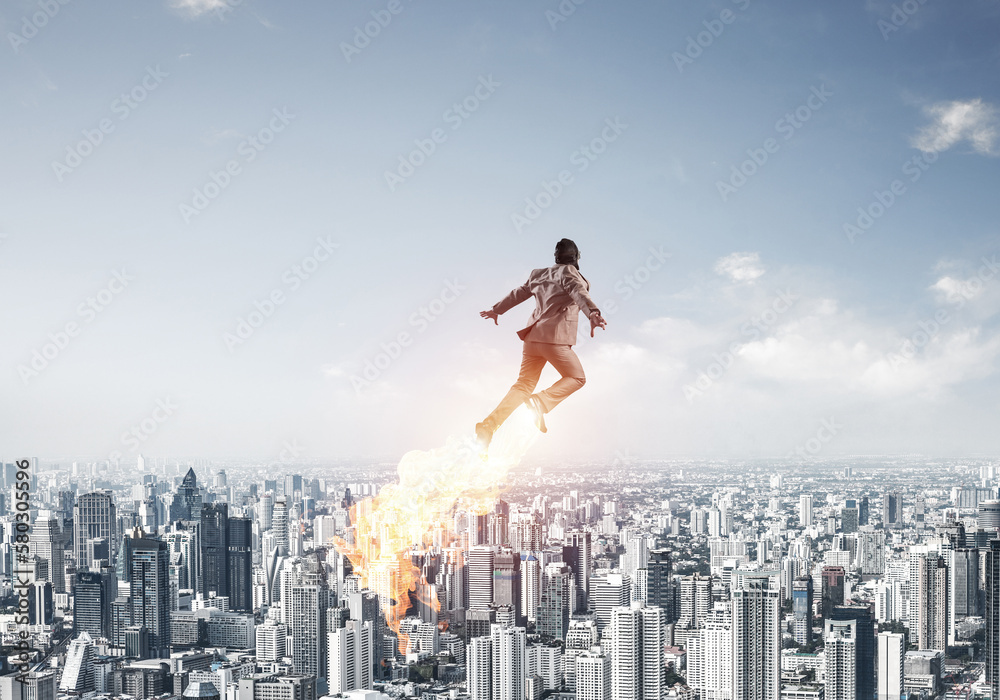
524, 395, 547, 433
475, 422, 494, 449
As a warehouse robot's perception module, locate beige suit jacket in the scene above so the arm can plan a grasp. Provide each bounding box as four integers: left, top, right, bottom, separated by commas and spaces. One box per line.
492, 264, 599, 345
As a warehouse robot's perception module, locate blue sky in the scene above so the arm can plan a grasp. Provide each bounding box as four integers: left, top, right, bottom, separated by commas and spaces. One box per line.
3, 0, 1000, 463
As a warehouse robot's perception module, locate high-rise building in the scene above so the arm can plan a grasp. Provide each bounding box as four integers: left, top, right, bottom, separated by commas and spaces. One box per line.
74, 569, 116, 640
799, 495, 814, 528
491, 624, 526, 700
467, 546, 495, 610
576, 648, 611, 700
30, 512, 65, 593
200, 503, 229, 600
59, 632, 96, 694
686, 602, 733, 700
589, 572, 631, 634
521, 554, 540, 623
467, 636, 491, 700
272, 497, 290, 556
567, 530, 592, 612
883, 492, 902, 530
130, 537, 170, 658
792, 577, 814, 646
732, 571, 780, 700
74, 492, 116, 570
987, 541, 1000, 700
289, 582, 332, 680
979, 500, 1000, 533
917, 555, 948, 651
170, 468, 202, 522
537, 562, 571, 641
228, 517, 253, 612
677, 574, 712, 630
607, 602, 664, 700
877, 632, 904, 700
831, 605, 875, 700
256, 621, 287, 662
328, 619, 374, 693
824, 618, 858, 700
493, 548, 521, 623
821, 566, 845, 619
646, 550, 674, 622
564, 620, 599, 693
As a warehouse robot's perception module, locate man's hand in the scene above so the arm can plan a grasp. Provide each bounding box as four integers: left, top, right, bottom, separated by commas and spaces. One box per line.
480, 309, 499, 325
590, 310, 607, 337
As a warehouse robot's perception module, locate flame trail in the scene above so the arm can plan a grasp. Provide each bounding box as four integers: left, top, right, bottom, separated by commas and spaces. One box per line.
336, 406, 540, 649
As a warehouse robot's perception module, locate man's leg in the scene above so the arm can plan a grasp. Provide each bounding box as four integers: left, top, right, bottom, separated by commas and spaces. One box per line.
532, 344, 586, 414
480, 344, 546, 433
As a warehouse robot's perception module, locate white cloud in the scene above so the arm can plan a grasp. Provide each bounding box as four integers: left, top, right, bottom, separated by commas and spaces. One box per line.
169, 0, 229, 18
714, 252, 765, 283
912, 99, 1000, 156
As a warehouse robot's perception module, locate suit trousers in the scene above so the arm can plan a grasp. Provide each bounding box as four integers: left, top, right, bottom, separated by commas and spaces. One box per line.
482, 340, 586, 431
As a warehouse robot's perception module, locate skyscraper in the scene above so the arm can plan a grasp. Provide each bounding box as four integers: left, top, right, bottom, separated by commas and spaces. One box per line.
493, 548, 521, 623
799, 494, 814, 527
567, 530, 592, 612
228, 517, 253, 612
987, 540, 1000, 700
30, 512, 65, 593
73, 569, 116, 640
824, 618, 858, 700
792, 577, 814, 646
917, 555, 948, 651
467, 546, 495, 610
607, 602, 664, 700
520, 554, 540, 623
732, 571, 780, 700
687, 603, 733, 700
821, 566, 846, 619
272, 497, 290, 557
74, 492, 116, 570
130, 537, 170, 658
328, 619, 374, 693
831, 604, 875, 700
576, 648, 611, 700
537, 562, 571, 641
883, 492, 902, 530
877, 632, 904, 700
170, 467, 202, 522
200, 502, 229, 600
491, 623, 526, 700
59, 632, 96, 694
646, 550, 674, 622
590, 572, 631, 634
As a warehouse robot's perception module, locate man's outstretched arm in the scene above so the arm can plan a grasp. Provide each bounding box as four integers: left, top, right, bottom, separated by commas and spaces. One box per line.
481, 279, 532, 324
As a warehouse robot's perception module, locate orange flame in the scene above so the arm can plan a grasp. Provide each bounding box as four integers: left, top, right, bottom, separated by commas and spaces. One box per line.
336, 407, 540, 653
